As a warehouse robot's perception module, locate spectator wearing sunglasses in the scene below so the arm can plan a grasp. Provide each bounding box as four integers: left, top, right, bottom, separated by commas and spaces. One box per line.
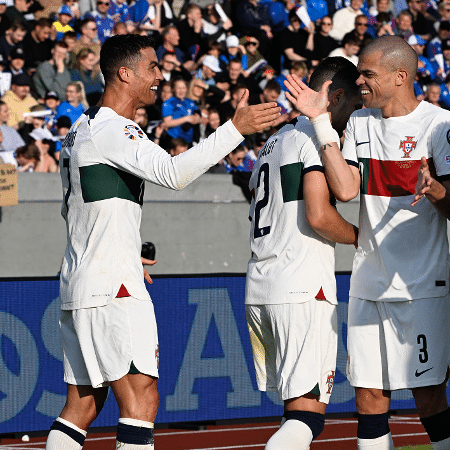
85, 0, 115, 43
342, 14, 373, 52
312, 16, 339, 62
72, 18, 101, 64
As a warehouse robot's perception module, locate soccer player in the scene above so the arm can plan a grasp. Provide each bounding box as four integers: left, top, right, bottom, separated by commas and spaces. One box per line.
245, 57, 361, 450
46, 34, 280, 450
285, 35, 450, 450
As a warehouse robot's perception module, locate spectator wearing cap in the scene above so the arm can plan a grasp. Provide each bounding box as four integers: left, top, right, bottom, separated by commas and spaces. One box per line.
33, 41, 71, 101
427, 20, 450, 60
4, 46, 25, 76
329, 0, 364, 42
0, 19, 27, 63
0, 0, 12, 37
1, 73, 38, 128
22, 18, 53, 71
53, 5, 75, 41
85, 0, 115, 43
44, 90, 59, 128
408, 33, 437, 84
195, 54, 222, 87
220, 35, 248, 70
55, 81, 86, 125
0, 100, 25, 153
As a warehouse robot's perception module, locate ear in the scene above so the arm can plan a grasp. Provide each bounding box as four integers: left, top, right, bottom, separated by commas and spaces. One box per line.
330, 88, 344, 106
117, 66, 131, 83
395, 68, 408, 86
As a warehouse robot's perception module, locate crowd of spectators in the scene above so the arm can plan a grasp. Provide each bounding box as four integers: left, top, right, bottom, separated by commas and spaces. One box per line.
0, 0, 450, 180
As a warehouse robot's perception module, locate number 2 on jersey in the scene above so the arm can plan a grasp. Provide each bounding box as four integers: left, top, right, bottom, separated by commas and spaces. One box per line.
254, 163, 271, 239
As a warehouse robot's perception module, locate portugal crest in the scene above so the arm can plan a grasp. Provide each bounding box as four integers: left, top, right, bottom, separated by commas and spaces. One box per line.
326, 370, 335, 394
399, 136, 417, 158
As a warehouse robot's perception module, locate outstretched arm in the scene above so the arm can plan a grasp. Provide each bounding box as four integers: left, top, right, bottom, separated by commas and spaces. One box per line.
412, 157, 450, 219
284, 74, 360, 201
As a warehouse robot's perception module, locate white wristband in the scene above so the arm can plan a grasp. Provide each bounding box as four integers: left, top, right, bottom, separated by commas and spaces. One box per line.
310, 113, 338, 148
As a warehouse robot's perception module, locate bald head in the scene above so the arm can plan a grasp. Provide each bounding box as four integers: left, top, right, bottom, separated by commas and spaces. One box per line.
360, 35, 418, 83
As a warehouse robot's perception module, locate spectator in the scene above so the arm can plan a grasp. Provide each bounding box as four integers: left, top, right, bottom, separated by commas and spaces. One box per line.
63, 30, 78, 70
406, 0, 433, 41
70, 47, 103, 106
109, 0, 133, 31
216, 58, 257, 95
176, 4, 208, 63
0, 0, 11, 37
129, 0, 173, 35
329, 0, 364, 42
203, 106, 220, 138
0, 99, 25, 153
240, 35, 271, 81
1, 73, 37, 128
219, 83, 248, 123
159, 51, 191, 84
53, 115, 72, 161
427, 20, 450, 60
249, 79, 288, 125
372, 11, 396, 38
55, 81, 86, 125
162, 78, 200, 145
343, 14, 373, 50
195, 54, 222, 87
112, 20, 127, 35
435, 38, 450, 82
22, 18, 52, 71
18, 103, 53, 143
72, 18, 101, 63
155, 25, 192, 70
4, 46, 25, 76
395, 9, 414, 40
220, 34, 248, 69
236, 0, 273, 59
33, 41, 71, 101
312, 16, 339, 62
32, 136, 58, 172
168, 137, 189, 156
202, 3, 233, 45
222, 144, 248, 172
53, 5, 75, 41
44, 90, 59, 128
0, 19, 26, 62
328, 33, 361, 64
279, 9, 314, 70
408, 33, 437, 85
85, 0, 115, 43
5, 0, 31, 29
2, 142, 40, 171
435, 1, 450, 26
424, 82, 447, 108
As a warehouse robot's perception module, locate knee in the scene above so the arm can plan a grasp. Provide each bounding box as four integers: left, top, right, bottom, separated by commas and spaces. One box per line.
412, 383, 448, 418
355, 388, 390, 415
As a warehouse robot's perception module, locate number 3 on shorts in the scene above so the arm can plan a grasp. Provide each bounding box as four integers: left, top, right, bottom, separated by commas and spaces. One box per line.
417, 334, 428, 364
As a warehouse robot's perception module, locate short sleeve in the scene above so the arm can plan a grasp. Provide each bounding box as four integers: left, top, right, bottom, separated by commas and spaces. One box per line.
342, 115, 358, 167
430, 116, 450, 179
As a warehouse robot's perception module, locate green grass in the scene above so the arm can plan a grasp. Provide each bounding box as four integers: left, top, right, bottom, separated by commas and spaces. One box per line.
395, 446, 432, 450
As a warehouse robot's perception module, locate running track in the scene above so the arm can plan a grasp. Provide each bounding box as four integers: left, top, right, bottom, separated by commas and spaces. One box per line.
0, 416, 428, 450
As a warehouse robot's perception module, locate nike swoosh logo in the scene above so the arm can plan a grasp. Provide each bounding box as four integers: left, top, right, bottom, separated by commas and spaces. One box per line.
356, 141, 370, 147
415, 367, 433, 377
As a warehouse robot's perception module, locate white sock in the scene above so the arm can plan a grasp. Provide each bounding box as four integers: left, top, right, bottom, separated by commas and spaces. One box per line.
432, 436, 450, 450
357, 432, 394, 450
265, 419, 313, 450
45, 417, 87, 450
116, 418, 154, 449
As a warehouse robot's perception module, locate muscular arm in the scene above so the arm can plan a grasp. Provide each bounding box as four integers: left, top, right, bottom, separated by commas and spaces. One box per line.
304, 170, 358, 245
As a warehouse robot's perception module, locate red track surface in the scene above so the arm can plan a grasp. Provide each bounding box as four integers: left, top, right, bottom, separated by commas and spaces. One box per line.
0, 415, 429, 450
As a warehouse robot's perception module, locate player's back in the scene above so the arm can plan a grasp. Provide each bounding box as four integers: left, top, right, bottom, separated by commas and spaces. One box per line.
245, 117, 337, 306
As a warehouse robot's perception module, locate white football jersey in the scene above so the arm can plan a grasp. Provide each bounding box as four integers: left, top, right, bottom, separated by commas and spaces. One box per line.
60, 106, 243, 310
245, 117, 339, 306
343, 101, 450, 301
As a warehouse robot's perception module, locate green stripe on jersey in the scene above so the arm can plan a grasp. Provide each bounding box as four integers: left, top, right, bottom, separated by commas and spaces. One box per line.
280, 162, 304, 203
80, 164, 144, 205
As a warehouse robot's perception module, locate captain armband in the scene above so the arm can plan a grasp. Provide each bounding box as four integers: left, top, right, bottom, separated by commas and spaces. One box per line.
310, 113, 339, 148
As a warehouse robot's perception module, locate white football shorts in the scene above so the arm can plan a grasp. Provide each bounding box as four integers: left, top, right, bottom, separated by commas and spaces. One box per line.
60, 297, 159, 388
246, 299, 338, 403
347, 295, 450, 390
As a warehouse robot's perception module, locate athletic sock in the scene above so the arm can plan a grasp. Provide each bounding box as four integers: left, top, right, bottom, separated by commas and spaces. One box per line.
357, 413, 393, 450
116, 418, 154, 449
45, 417, 87, 450
421, 408, 450, 450
265, 411, 325, 450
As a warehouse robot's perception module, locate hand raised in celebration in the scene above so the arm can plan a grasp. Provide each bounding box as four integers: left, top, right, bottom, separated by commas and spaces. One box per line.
284, 74, 331, 120
231, 89, 281, 135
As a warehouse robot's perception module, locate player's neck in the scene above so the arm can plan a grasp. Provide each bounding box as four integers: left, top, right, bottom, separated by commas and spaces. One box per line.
381, 95, 420, 118
99, 88, 138, 120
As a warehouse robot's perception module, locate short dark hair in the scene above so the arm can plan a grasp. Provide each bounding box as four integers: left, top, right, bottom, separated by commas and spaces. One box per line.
169, 137, 188, 151
309, 56, 360, 97
35, 18, 52, 29
264, 79, 282, 95
15, 144, 40, 162
100, 34, 155, 85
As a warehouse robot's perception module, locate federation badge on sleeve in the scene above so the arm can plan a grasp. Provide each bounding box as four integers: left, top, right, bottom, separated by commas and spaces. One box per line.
124, 125, 145, 140
446, 155, 450, 164
326, 370, 335, 394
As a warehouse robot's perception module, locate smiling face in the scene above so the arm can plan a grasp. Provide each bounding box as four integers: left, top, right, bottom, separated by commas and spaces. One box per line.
129, 47, 164, 106
356, 51, 398, 110
173, 79, 187, 100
